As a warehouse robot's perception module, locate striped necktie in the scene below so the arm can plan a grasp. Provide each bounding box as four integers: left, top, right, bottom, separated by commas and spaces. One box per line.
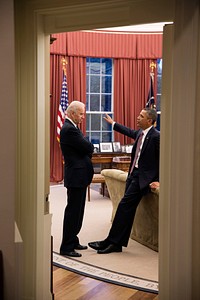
130, 132, 144, 173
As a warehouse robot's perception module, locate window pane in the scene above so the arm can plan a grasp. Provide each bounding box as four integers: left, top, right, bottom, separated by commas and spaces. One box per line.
156, 113, 161, 131
102, 115, 112, 131
90, 94, 100, 111
90, 58, 101, 74
157, 59, 162, 75
86, 94, 89, 111
102, 58, 112, 75
91, 132, 100, 144
102, 76, 112, 93
86, 75, 89, 93
156, 94, 161, 111
157, 76, 162, 94
102, 132, 112, 142
90, 76, 100, 92
156, 59, 162, 112
101, 94, 111, 111
86, 57, 90, 74
86, 114, 90, 131
91, 114, 101, 130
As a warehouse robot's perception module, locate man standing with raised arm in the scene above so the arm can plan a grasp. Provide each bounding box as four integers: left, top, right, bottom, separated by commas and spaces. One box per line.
89, 108, 159, 254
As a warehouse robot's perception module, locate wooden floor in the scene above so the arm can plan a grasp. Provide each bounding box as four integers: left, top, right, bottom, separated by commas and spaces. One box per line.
53, 266, 159, 300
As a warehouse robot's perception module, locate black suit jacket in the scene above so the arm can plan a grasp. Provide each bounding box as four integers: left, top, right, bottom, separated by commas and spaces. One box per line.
114, 123, 160, 190
60, 119, 94, 188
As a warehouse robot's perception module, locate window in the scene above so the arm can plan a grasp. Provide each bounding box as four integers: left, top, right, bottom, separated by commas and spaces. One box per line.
86, 57, 162, 141
156, 58, 162, 130
86, 58, 113, 143
156, 58, 162, 112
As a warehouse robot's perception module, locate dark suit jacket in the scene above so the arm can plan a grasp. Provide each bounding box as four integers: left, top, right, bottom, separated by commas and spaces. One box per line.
60, 119, 94, 188
114, 123, 160, 190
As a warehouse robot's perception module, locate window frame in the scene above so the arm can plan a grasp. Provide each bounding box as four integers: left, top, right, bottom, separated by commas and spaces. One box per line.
86, 57, 114, 143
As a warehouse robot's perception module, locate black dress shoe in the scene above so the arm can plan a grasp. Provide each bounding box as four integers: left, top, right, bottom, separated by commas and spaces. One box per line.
88, 240, 109, 250
97, 244, 122, 254
74, 244, 88, 250
60, 250, 82, 257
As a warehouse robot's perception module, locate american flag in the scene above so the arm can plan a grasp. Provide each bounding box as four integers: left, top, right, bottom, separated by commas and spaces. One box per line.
146, 74, 156, 109
57, 73, 68, 142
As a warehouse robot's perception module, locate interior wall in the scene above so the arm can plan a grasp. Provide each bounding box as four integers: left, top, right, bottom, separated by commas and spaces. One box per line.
0, 0, 16, 299
159, 1, 200, 299
11, 0, 200, 299
159, 23, 174, 298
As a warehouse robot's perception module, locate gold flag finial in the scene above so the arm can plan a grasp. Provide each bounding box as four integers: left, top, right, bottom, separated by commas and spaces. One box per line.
149, 61, 156, 83
61, 58, 67, 75
150, 62, 156, 74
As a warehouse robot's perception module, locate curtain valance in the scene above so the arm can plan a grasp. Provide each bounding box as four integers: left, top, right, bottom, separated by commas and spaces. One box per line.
50, 31, 162, 58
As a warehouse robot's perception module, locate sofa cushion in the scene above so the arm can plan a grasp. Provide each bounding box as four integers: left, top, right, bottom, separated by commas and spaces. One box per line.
101, 169, 127, 221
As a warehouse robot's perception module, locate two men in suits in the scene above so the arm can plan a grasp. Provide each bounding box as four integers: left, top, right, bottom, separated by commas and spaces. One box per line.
60, 101, 94, 257
89, 108, 160, 254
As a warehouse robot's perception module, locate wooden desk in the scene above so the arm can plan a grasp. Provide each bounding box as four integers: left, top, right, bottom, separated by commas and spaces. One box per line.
92, 152, 131, 168
92, 152, 130, 163
91, 152, 131, 197
112, 156, 131, 172
92, 156, 113, 164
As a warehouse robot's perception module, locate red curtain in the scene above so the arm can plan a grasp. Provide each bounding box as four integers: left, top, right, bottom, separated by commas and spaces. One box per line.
64, 31, 162, 58
50, 54, 86, 181
50, 31, 162, 182
67, 56, 87, 133
114, 58, 158, 144
50, 31, 162, 58
50, 54, 65, 182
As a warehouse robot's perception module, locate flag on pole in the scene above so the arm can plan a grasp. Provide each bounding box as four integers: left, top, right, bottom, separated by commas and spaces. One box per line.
146, 74, 155, 109
146, 61, 156, 109
57, 59, 68, 142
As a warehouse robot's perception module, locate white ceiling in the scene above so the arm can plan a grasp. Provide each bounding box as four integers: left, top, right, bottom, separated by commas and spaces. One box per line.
96, 22, 172, 32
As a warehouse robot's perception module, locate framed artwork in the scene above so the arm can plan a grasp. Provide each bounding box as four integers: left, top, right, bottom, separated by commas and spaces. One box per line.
93, 144, 100, 153
112, 142, 121, 152
121, 145, 126, 153
125, 145, 133, 153
100, 142, 113, 153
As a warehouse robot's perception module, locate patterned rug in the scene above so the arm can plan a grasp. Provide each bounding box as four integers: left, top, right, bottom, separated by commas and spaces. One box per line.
50, 184, 158, 293
53, 252, 158, 293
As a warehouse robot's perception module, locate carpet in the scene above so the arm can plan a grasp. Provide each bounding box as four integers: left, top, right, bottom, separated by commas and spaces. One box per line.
50, 184, 158, 293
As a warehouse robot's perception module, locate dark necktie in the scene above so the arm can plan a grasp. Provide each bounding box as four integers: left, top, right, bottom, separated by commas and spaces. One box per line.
130, 132, 144, 173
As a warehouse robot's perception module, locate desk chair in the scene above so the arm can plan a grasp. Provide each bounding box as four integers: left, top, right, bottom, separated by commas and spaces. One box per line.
87, 156, 113, 201
87, 174, 106, 201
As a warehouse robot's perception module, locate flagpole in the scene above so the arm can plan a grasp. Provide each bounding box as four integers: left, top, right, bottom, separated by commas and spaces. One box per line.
57, 58, 69, 142
146, 61, 156, 109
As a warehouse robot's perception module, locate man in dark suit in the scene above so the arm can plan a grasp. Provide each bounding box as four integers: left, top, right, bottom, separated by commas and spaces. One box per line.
88, 108, 160, 254
60, 101, 94, 257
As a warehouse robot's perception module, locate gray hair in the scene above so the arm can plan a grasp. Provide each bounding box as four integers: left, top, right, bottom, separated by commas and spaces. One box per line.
66, 101, 85, 115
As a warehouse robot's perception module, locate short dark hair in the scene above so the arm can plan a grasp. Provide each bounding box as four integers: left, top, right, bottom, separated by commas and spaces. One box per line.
144, 108, 157, 124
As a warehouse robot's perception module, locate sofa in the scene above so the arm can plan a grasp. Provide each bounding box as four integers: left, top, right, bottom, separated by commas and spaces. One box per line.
101, 169, 159, 252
